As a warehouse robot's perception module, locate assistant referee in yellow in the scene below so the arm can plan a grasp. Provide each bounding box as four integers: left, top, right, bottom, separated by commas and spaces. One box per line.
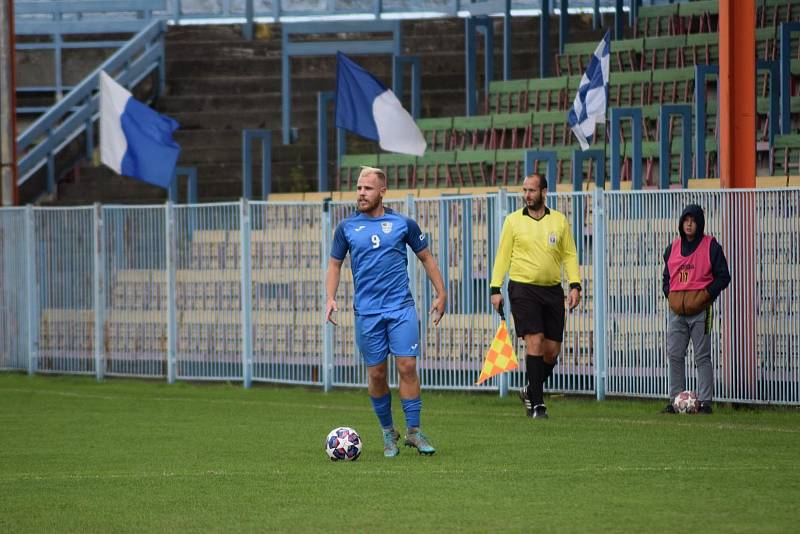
490, 174, 581, 419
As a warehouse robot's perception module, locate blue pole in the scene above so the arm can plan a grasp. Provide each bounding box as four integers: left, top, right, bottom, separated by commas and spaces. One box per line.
540, 0, 551, 77
317, 92, 332, 192
503, 0, 511, 80
240, 199, 253, 388
559, 0, 568, 55
779, 23, 800, 135
592, 188, 606, 400
465, 17, 477, 116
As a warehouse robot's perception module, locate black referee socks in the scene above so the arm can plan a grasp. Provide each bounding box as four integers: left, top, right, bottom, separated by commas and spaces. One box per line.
543, 359, 556, 384
525, 355, 545, 406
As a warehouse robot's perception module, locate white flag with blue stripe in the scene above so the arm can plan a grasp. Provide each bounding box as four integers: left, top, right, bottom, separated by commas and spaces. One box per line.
335, 52, 426, 157
100, 71, 181, 189
567, 31, 610, 151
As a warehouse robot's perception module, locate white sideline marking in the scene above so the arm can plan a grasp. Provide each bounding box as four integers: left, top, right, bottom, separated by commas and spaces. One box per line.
0, 387, 371, 413
2, 387, 799, 435
2, 463, 795, 484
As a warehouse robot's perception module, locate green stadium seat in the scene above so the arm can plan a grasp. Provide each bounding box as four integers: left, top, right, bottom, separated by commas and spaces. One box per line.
453, 149, 495, 187
491, 112, 533, 150
417, 117, 453, 152
527, 76, 570, 112
770, 134, 800, 177
487, 79, 529, 114
451, 115, 493, 151
338, 154, 379, 190
557, 40, 599, 77
557, 38, 642, 77
611, 38, 645, 73
532, 110, 570, 147
755, 27, 778, 61
609, 70, 653, 107
415, 151, 456, 188
678, 0, 718, 34
494, 148, 526, 185
758, 0, 800, 29
682, 32, 718, 68
379, 154, 417, 190
651, 67, 694, 104
635, 2, 679, 38
642, 35, 686, 70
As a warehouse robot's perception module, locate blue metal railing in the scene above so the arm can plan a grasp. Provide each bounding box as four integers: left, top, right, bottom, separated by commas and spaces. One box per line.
3, 188, 800, 406
16, 19, 167, 194
14, 1, 166, 107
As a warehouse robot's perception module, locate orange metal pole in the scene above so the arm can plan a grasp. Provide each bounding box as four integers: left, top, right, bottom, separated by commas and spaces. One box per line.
718, 0, 756, 188
719, 0, 756, 401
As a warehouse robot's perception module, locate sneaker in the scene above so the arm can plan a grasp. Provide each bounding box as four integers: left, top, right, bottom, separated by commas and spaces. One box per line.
661, 403, 676, 414
518, 387, 533, 417
532, 404, 548, 419
383, 429, 400, 458
698, 402, 713, 414
404, 430, 436, 455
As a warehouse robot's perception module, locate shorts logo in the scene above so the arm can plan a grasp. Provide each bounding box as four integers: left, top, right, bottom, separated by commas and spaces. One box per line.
381, 222, 393, 234
548, 232, 557, 246
411, 344, 418, 350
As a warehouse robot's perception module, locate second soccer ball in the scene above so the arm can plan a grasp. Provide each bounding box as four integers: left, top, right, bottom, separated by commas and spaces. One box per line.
672, 390, 699, 414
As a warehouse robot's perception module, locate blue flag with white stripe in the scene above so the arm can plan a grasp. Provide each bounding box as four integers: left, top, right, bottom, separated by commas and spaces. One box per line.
335, 52, 426, 157
99, 71, 181, 189
567, 31, 610, 151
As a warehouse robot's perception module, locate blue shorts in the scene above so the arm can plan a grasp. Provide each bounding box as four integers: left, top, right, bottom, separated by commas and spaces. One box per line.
354, 306, 420, 366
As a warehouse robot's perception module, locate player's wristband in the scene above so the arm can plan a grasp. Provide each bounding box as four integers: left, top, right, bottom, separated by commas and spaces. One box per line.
569, 283, 582, 292
490, 286, 501, 295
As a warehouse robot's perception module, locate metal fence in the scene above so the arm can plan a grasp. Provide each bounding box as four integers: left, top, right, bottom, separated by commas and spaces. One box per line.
2, 188, 799, 405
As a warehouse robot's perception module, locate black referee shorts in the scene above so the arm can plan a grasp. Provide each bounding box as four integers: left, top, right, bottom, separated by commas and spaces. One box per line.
508, 281, 565, 342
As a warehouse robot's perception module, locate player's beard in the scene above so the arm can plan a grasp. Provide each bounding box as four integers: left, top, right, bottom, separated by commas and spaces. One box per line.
357, 196, 380, 213
527, 198, 544, 212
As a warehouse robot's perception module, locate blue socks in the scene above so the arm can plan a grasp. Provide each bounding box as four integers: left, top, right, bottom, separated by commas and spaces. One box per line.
401, 397, 422, 429
370, 392, 393, 429
371, 393, 422, 430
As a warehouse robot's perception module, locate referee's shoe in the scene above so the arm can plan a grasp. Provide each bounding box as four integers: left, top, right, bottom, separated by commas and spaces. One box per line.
518, 388, 533, 417
519, 388, 549, 419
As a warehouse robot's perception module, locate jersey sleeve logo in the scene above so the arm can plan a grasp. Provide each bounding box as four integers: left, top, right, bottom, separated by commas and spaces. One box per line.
354, 225, 366, 232
381, 222, 393, 234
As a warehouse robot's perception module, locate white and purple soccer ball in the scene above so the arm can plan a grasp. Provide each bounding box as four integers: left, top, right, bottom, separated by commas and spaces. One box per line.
673, 390, 699, 414
325, 427, 362, 461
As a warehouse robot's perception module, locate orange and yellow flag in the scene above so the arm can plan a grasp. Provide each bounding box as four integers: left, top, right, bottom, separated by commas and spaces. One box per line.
476, 320, 518, 385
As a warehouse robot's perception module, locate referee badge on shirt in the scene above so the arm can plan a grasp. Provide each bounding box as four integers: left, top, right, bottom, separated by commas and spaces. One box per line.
548, 232, 558, 247
381, 222, 393, 234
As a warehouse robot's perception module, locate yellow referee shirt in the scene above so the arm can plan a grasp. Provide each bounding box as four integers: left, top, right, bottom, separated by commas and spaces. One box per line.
490, 206, 581, 289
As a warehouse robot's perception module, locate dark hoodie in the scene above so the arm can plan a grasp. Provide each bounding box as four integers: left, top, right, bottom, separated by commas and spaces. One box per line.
662, 204, 731, 315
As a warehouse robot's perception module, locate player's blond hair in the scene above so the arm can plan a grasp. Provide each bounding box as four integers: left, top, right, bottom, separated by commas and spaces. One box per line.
358, 166, 387, 185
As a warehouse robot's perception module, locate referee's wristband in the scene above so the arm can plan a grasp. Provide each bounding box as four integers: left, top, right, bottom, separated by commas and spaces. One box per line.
490, 286, 502, 296
569, 283, 582, 292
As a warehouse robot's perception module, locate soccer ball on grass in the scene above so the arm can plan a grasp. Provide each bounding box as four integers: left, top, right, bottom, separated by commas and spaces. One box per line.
325, 427, 362, 461
672, 390, 699, 414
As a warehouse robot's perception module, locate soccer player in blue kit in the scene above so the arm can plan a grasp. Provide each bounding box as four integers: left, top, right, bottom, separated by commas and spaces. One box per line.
326, 167, 447, 457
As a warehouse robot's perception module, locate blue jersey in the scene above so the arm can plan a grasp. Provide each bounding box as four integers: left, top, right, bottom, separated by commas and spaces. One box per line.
331, 208, 428, 315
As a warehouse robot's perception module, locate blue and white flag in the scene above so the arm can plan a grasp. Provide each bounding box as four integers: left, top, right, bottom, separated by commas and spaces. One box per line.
335, 52, 426, 157
567, 31, 610, 151
100, 71, 181, 189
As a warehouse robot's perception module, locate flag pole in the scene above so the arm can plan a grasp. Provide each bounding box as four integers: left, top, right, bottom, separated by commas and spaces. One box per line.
602, 29, 610, 191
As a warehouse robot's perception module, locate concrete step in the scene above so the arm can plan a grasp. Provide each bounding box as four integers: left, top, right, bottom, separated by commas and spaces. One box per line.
48, 168, 168, 206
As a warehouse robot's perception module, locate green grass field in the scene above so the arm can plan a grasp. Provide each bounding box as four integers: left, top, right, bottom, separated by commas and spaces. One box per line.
1, 374, 799, 533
